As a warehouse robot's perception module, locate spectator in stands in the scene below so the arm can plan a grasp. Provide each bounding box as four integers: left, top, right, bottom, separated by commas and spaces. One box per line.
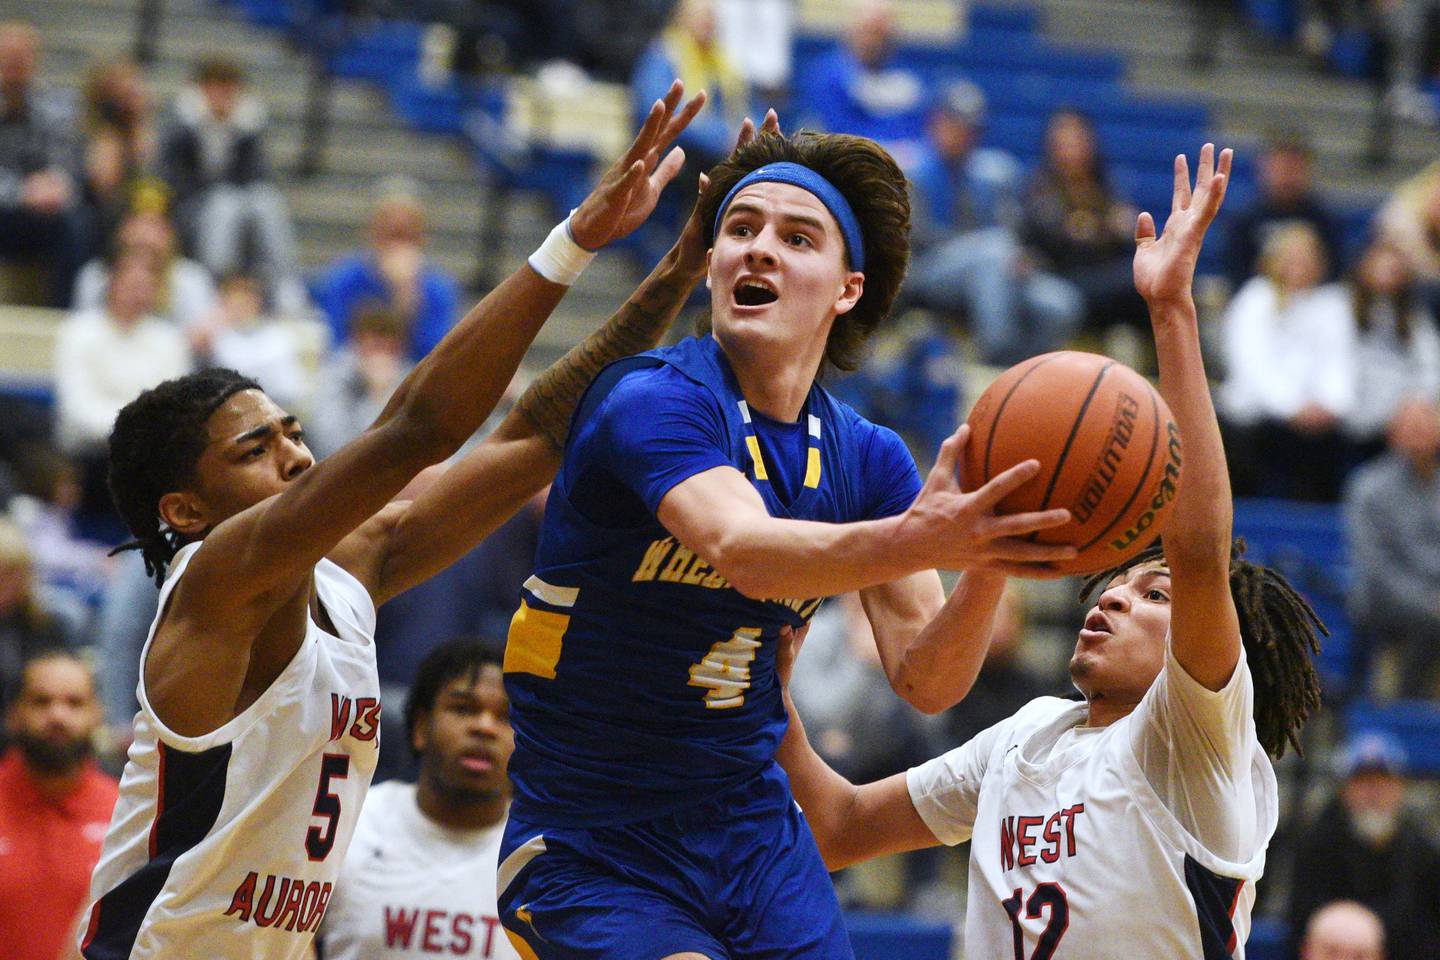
0, 650, 118, 960
317, 639, 515, 959
631, 0, 749, 263
191, 272, 309, 412
633, 0, 748, 173
0, 519, 82, 722
78, 58, 160, 264
0, 20, 82, 306
715, 0, 793, 102
1300, 901, 1387, 960
92, 553, 156, 736
1341, 236, 1440, 455
1218, 222, 1356, 501
1223, 131, 1342, 287
1018, 109, 1147, 333
7, 446, 111, 607
161, 56, 306, 314
1376, 159, 1440, 317
73, 206, 219, 330
800, 0, 929, 167
904, 81, 1083, 364
55, 251, 192, 465
1287, 734, 1440, 960
314, 176, 461, 361
306, 304, 414, 459
1344, 397, 1440, 699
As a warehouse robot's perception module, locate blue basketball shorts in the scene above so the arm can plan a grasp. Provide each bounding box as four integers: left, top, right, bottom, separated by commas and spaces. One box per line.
495, 764, 853, 960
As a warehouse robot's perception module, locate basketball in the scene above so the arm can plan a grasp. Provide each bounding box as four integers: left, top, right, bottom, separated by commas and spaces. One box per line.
962, 351, 1183, 576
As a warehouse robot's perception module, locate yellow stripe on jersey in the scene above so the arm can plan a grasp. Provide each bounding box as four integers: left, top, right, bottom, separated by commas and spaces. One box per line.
504, 602, 568, 679
744, 435, 769, 480
504, 926, 543, 960
804, 446, 822, 488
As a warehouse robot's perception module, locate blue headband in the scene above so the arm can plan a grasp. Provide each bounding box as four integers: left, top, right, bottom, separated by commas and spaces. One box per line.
713, 162, 866, 272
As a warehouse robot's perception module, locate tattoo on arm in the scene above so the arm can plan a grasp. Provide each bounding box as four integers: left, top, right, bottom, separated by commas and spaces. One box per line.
517, 254, 701, 449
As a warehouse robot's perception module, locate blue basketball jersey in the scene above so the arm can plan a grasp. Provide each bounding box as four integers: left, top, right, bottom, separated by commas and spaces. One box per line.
503, 335, 922, 827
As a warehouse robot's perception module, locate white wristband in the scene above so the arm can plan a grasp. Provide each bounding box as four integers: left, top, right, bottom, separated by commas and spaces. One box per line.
527, 215, 596, 286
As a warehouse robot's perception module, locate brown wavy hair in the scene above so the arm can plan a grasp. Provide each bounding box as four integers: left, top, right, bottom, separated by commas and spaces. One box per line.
697, 131, 911, 372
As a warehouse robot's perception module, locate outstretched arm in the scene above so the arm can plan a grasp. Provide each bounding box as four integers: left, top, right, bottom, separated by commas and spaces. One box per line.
657, 426, 1075, 600
772, 627, 941, 870
1133, 144, 1242, 690
175, 83, 704, 623
348, 114, 780, 602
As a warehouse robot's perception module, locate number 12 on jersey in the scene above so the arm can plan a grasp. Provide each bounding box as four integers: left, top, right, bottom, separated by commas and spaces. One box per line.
1003, 883, 1069, 960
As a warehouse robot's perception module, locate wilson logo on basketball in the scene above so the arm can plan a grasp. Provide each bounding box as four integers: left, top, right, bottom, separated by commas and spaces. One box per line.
1070, 393, 1140, 524
1110, 420, 1183, 552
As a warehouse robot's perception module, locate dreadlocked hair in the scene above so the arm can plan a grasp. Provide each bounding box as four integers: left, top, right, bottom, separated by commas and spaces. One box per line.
1079, 538, 1326, 759
107, 368, 262, 586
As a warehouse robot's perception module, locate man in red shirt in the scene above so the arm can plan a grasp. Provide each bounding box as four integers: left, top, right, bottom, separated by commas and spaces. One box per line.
0, 650, 118, 960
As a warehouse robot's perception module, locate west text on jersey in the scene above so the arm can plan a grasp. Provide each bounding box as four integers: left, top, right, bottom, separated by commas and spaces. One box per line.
329, 693, 381, 742
383, 905, 505, 955
999, 804, 1087, 870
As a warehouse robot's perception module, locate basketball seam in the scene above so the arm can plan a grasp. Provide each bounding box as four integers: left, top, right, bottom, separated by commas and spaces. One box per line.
1076, 386, 1162, 553
982, 354, 1063, 481
1034, 362, 1114, 515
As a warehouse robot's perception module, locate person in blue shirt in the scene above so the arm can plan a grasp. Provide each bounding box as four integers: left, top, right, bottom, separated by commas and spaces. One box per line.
313, 178, 462, 361
496, 117, 1077, 960
905, 81, 1083, 367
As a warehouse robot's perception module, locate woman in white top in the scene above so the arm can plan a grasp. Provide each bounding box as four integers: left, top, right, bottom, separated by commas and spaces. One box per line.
774, 144, 1324, 959
1341, 236, 1440, 453
1218, 221, 1357, 500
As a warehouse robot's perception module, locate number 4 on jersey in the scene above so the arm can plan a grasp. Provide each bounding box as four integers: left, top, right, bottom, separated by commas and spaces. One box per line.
688, 628, 762, 709
1003, 883, 1069, 960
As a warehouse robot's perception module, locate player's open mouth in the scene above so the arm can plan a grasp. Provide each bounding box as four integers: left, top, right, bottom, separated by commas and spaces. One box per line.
733, 278, 779, 307
458, 753, 494, 773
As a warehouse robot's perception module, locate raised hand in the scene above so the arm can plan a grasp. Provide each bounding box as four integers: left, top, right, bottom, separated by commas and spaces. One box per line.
569, 80, 707, 251
1133, 143, 1231, 309
896, 425, 1076, 577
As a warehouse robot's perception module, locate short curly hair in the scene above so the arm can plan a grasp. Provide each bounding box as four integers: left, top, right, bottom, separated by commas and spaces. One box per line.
697, 131, 911, 372
108, 369, 262, 585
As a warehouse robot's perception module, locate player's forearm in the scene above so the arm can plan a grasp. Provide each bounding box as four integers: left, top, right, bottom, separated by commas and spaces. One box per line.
711, 513, 922, 599
518, 242, 704, 449
888, 571, 1007, 714
1150, 297, 1233, 569
375, 265, 568, 463
775, 692, 863, 870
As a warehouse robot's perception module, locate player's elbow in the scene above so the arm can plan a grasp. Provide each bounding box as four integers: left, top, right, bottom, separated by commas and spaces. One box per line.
891, 658, 971, 715
702, 537, 771, 599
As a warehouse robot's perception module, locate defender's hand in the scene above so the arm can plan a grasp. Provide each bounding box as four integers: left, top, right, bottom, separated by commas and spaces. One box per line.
569, 80, 707, 251
1133, 144, 1231, 310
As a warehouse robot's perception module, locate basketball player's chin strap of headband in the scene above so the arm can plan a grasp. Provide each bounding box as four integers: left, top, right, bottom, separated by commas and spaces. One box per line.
712, 162, 866, 272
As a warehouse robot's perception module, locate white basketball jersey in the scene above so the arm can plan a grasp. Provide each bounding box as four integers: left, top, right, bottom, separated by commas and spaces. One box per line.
82, 541, 382, 960
319, 781, 519, 959
908, 644, 1278, 960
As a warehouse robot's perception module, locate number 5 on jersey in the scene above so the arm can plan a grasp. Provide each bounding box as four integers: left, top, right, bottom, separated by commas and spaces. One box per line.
306, 753, 350, 861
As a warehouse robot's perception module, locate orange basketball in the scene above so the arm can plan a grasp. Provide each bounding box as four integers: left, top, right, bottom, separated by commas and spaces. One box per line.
962, 351, 1183, 576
